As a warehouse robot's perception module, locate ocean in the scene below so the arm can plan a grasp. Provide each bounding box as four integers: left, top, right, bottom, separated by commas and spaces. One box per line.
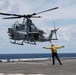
0, 53, 76, 59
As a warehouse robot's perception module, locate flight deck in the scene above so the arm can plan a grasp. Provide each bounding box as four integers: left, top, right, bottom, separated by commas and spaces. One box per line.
0, 58, 76, 75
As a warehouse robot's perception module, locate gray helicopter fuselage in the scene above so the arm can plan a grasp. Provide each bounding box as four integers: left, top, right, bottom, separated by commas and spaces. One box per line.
8, 26, 54, 43
7, 18, 58, 45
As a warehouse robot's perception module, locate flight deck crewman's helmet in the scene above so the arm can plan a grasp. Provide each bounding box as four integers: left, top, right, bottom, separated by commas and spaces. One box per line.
51, 44, 54, 46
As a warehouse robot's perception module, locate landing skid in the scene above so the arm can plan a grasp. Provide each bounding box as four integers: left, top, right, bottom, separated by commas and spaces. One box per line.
25, 41, 37, 45
10, 41, 24, 45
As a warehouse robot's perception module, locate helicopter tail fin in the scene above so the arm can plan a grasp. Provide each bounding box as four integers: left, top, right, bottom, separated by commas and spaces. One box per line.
48, 25, 59, 40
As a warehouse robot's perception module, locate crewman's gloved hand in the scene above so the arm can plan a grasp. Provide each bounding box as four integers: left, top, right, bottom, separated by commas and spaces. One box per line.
43, 47, 46, 48
62, 46, 64, 48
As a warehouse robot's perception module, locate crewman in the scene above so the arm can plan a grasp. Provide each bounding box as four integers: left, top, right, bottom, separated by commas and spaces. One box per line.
43, 44, 64, 65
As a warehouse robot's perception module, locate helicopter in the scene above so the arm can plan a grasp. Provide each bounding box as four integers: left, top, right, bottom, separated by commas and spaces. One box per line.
0, 7, 59, 45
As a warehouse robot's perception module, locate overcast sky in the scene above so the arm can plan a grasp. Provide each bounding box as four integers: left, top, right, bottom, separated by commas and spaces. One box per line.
0, 0, 76, 54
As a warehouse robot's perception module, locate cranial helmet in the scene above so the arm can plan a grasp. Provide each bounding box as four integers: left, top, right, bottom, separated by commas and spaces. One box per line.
51, 43, 54, 46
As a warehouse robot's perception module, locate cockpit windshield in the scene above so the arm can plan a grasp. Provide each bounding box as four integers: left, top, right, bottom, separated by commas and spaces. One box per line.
12, 21, 25, 30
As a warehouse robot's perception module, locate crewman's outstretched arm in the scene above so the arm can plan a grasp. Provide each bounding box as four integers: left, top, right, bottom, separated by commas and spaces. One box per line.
43, 47, 51, 49
55, 46, 64, 49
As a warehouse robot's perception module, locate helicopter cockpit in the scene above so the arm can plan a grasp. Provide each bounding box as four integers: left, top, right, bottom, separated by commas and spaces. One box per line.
12, 21, 25, 31
11, 18, 38, 33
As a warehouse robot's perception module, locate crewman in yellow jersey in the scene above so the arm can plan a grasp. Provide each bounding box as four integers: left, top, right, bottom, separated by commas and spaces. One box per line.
43, 44, 64, 65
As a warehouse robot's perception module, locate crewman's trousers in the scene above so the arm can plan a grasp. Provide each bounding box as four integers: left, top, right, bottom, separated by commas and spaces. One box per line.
52, 52, 62, 65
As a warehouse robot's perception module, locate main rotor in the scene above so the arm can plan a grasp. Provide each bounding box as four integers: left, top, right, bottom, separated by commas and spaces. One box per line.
0, 7, 58, 19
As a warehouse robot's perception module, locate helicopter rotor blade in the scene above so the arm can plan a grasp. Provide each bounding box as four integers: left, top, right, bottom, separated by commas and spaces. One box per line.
3, 15, 41, 19
53, 22, 59, 39
53, 22, 55, 30
33, 7, 58, 15
3, 16, 21, 19
31, 16, 41, 18
0, 13, 21, 16
0, 13, 13, 16
54, 28, 59, 39
0, 7, 58, 19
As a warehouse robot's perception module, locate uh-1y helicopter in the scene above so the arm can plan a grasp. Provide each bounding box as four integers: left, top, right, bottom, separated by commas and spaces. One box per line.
0, 7, 59, 45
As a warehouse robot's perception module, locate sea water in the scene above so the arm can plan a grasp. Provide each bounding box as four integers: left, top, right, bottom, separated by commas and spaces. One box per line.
0, 53, 76, 59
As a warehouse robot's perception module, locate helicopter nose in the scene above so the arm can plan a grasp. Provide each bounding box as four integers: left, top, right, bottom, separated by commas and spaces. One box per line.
8, 28, 14, 38
8, 33, 14, 38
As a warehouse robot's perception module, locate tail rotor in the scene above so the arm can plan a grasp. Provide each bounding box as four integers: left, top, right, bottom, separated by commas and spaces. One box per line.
53, 22, 59, 40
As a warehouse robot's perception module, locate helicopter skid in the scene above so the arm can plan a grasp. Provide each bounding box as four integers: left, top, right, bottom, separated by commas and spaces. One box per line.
10, 41, 24, 45
25, 41, 37, 45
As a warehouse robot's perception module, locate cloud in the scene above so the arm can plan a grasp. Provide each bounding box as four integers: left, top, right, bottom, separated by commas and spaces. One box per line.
0, 0, 19, 13
9, 3, 19, 13
0, 0, 9, 10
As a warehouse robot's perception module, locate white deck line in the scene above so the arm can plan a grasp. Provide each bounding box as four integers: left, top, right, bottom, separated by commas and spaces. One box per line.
0, 58, 51, 62
0, 73, 45, 75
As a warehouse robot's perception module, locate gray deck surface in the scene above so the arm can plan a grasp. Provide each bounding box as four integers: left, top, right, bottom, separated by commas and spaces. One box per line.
0, 58, 76, 75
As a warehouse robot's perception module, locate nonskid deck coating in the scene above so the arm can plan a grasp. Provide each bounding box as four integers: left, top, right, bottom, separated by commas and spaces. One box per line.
0, 59, 76, 75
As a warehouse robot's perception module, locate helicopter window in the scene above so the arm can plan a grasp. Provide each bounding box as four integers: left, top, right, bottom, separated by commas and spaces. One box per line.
12, 21, 19, 29
16, 25, 19, 30
30, 24, 37, 31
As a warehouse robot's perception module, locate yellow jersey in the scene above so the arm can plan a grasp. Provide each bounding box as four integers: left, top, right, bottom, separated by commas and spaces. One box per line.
44, 46, 62, 53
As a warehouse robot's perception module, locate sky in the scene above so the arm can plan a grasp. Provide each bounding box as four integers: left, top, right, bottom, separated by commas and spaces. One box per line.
0, 0, 76, 54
